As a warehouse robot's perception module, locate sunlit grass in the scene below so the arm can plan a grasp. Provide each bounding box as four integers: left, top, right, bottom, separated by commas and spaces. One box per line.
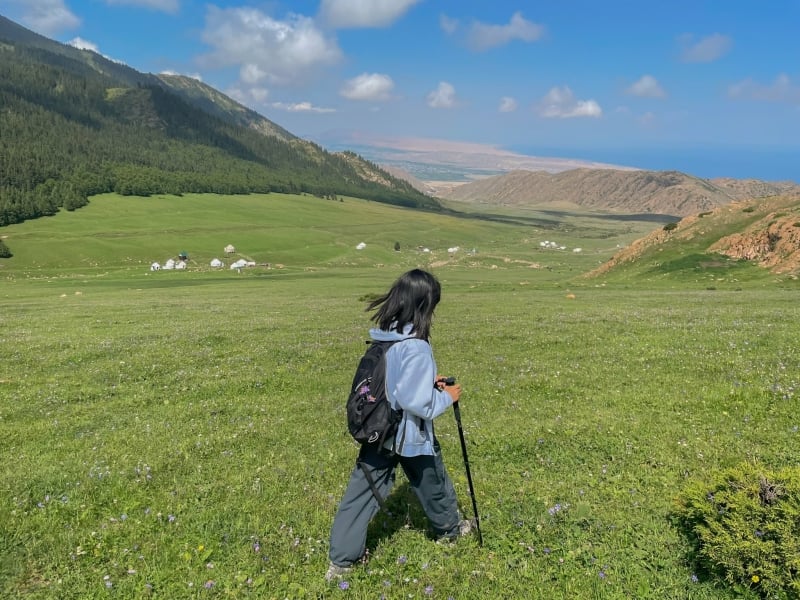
1, 194, 798, 598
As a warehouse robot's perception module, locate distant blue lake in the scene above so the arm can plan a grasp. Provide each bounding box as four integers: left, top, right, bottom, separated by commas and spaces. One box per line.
507, 145, 798, 183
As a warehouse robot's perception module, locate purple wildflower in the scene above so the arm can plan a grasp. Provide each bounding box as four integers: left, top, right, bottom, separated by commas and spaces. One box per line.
424, 585, 434, 595
338, 580, 349, 590
253, 542, 261, 552
168, 514, 176, 523
397, 555, 407, 565
598, 570, 606, 579
691, 573, 699, 583
204, 580, 214, 589
543, 547, 551, 554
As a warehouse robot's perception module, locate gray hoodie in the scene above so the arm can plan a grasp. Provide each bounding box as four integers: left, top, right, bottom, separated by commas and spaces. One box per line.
369, 324, 454, 457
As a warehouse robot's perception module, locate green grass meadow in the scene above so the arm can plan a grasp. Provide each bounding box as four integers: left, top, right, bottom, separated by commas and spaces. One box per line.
1, 193, 798, 599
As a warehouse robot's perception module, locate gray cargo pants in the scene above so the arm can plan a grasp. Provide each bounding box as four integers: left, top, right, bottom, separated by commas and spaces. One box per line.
328, 440, 460, 567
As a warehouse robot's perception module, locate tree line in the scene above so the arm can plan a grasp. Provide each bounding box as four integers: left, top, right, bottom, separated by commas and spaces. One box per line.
0, 42, 437, 228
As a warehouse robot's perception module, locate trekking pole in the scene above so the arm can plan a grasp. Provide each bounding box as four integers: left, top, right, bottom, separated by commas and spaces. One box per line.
452, 397, 483, 546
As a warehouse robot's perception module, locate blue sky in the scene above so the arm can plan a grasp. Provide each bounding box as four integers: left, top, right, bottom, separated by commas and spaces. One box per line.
2, 0, 799, 180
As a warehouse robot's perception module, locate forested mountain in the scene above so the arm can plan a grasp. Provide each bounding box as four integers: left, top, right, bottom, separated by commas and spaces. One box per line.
0, 15, 437, 227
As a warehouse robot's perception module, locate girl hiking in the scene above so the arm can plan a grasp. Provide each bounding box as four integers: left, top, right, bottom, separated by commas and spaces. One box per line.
326, 269, 472, 582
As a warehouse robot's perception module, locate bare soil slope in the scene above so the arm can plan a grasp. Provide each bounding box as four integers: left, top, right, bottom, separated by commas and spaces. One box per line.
587, 193, 800, 277
437, 169, 799, 217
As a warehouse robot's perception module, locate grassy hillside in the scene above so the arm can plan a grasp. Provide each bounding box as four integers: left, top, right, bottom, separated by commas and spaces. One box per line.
586, 195, 800, 287
0, 192, 663, 287
0, 15, 435, 229
2, 200, 798, 598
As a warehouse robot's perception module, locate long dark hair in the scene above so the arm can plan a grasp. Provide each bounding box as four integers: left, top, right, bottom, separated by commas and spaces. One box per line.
367, 269, 441, 341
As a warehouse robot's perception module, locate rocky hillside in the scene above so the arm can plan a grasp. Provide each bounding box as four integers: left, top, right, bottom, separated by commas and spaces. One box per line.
587, 193, 800, 278
437, 168, 799, 217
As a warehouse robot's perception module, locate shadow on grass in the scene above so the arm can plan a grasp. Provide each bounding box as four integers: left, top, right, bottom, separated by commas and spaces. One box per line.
365, 481, 429, 549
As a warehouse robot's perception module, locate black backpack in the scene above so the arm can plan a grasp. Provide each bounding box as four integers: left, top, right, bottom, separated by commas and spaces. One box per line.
346, 340, 403, 449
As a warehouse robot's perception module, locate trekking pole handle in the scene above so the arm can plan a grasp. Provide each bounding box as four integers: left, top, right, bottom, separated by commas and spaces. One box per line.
437, 377, 456, 386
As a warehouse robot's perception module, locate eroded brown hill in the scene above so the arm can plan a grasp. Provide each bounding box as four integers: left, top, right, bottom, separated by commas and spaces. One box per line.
437, 168, 799, 217
588, 193, 800, 277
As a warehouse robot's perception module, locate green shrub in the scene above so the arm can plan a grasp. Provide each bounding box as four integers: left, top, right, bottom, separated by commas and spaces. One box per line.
663, 222, 678, 232
743, 206, 756, 213
0, 239, 12, 258
675, 462, 800, 599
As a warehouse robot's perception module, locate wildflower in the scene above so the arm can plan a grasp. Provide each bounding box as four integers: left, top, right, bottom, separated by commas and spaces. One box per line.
752, 575, 760, 583
397, 555, 407, 565
253, 542, 261, 552
543, 547, 551, 555
168, 514, 176, 523
338, 580, 349, 590
598, 570, 606, 579
425, 584, 434, 595
754, 530, 764, 538
197, 544, 204, 552
691, 573, 698, 583
204, 580, 215, 589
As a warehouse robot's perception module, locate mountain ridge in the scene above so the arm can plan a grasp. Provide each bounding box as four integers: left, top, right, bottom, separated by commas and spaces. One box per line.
0, 14, 437, 228
436, 168, 800, 217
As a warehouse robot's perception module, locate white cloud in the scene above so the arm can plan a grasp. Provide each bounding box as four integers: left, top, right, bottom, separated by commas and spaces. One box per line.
271, 101, 336, 113
439, 14, 459, 34
626, 75, 666, 98
200, 7, 343, 86
466, 12, 545, 52
240, 64, 268, 85
638, 111, 656, 125
678, 33, 732, 63
227, 86, 271, 108
161, 70, 203, 81
427, 82, 457, 109
67, 36, 126, 63
5, 0, 80, 35
340, 73, 395, 101
68, 37, 99, 52
538, 86, 602, 118
104, 0, 179, 13
499, 96, 518, 112
728, 74, 800, 104
319, 0, 421, 28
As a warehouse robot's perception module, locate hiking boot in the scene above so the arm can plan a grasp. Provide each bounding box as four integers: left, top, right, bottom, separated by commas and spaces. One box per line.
436, 518, 475, 544
324, 562, 353, 582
